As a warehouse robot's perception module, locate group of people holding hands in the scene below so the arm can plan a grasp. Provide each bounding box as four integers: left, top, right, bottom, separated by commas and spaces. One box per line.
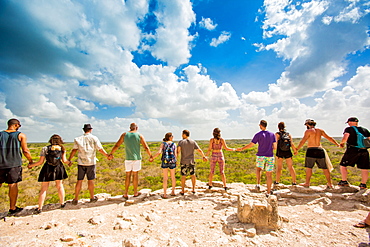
0, 117, 369, 215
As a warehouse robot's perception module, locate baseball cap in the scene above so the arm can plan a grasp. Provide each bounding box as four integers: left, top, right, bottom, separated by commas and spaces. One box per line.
346, 117, 358, 123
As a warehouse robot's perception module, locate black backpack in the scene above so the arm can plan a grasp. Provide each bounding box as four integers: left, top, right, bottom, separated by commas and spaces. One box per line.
45, 145, 62, 166
278, 132, 291, 151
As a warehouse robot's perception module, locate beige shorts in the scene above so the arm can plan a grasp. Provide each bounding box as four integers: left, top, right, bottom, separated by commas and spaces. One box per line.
125, 160, 142, 172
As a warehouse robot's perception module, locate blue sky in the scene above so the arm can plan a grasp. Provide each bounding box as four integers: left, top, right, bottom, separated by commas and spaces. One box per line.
0, 0, 369, 142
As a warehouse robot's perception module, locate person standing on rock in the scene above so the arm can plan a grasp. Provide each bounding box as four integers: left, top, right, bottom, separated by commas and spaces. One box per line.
236, 120, 276, 195
338, 117, 370, 189
150, 132, 177, 198
274, 122, 297, 186
177, 130, 208, 195
0, 119, 33, 215
295, 119, 340, 188
110, 123, 152, 199
68, 124, 111, 205
28, 134, 70, 214
206, 128, 235, 190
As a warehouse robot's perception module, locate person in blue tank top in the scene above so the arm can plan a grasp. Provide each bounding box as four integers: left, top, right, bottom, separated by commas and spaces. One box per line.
110, 123, 152, 199
0, 119, 33, 215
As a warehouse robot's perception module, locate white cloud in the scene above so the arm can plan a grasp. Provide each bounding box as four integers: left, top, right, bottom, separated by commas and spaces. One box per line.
243, 0, 370, 107
199, 17, 218, 30
210, 31, 231, 47
0, 0, 369, 143
150, 0, 196, 66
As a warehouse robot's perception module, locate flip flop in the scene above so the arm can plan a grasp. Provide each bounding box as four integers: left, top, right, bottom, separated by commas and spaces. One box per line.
354, 222, 370, 228
299, 183, 310, 188
133, 192, 142, 197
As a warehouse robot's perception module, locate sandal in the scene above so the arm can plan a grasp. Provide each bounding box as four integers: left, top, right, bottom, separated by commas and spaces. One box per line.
133, 192, 142, 197
161, 194, 168, 199
122, 195, 129, 200
354, 222, 370, 228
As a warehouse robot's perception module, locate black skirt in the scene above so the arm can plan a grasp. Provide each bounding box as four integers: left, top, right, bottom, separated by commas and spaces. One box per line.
38, 162, 68, 182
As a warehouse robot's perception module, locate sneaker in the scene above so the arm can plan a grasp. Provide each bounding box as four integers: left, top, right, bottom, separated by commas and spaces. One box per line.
265, 191, 273, 197
90, 196, 98, 203
60, 203, 66, 208
359, 183, 367, 189
8, 206, 23, 215
338, 180, 350, 187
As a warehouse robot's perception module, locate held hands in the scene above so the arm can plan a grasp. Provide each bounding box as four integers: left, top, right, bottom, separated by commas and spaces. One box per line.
202, 156, 208, 162
107, 154, 113, 160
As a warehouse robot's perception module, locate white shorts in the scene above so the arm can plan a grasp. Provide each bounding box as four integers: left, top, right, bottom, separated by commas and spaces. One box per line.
125, 160, 142, 172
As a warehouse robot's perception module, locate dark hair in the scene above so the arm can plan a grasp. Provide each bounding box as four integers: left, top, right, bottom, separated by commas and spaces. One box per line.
213, 128, 221, 140
182, 130, 190, 137
260, 120, 267, 128
7, 118, 20, 127
48, 134, 65, 152
163, 132, 173, 142
278, 122, 285, 132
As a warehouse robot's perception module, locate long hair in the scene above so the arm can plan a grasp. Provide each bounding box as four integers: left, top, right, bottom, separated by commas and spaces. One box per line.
213, 128, 221, 140
163, 132, 173, 142
278, 122, 285, 132
48, 134, 65, 152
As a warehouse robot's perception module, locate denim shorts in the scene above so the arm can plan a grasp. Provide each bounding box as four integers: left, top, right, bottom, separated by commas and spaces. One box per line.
161, 162, 176, 169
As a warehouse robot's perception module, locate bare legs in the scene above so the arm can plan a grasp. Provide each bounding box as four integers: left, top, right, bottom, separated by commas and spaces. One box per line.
162, 168, 176, 197
38, 180, 65, 210
124, 171, 140, 197
181, 174, 196, 193
275, 157, 296, 184
74, 180, 83, 200
300, 168, 332, 187
340, 166, 369, 184
8, 183, 18, 210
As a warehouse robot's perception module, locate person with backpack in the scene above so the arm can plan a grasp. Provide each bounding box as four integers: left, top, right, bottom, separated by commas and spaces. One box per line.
150, 132, 177, 198
205, 128, 235, 190
338, 117, 370, 189
274, 122, 297, 186
28, 134, 69, 214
